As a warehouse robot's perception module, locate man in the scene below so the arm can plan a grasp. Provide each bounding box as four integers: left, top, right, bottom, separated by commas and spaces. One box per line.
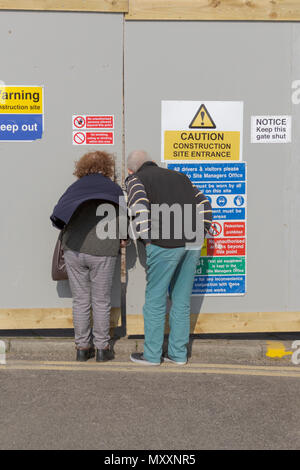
125, 150, 212, 366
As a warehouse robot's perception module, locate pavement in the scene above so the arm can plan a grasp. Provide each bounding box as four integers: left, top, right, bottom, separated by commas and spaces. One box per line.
1, 332, 300, 365
1, 357, 300, 450
1, 332, 300, 450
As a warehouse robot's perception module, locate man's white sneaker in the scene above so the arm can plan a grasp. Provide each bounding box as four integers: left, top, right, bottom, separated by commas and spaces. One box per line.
130, 352, 161, 366
163, 354, 187, 365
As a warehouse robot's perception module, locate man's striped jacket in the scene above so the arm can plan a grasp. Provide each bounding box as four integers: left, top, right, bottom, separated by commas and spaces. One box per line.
125, 161, 213, 248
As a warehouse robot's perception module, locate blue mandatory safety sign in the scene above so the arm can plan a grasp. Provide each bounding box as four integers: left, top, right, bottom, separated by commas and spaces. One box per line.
0, 114, 43, 141
234, 195, 244, 206
168, 161, 247, 296
216, 196, 227, 207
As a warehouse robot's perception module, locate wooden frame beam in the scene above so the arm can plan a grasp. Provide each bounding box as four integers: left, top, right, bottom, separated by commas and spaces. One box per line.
127, 312, 300, 335
126, 0, 300, 21
1, 309, 299, 334
1, 1, 300, 20
0, 308, 121, 330
0, 1, 129, 13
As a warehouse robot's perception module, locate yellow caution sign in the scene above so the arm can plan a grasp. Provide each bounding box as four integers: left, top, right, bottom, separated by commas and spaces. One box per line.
164, 130, 240, 161
189, 104, 216, 129
161, 101, 243, 162
0, 86, 43, 114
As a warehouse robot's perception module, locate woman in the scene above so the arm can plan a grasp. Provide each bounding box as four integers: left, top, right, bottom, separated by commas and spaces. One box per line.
50, 151, 127, 362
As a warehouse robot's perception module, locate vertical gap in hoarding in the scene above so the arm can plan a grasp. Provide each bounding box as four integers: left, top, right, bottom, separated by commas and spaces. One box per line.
120, 13, 127, 337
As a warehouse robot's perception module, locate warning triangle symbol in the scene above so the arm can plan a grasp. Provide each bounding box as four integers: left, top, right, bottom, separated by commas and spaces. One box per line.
189, 104, 216, 129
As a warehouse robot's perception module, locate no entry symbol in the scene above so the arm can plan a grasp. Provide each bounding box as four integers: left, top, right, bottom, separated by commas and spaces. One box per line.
73, 132, 86, 145
73, 116, 85, 129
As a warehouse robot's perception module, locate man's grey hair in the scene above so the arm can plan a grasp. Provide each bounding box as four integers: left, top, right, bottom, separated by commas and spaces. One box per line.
127, 150, 151, 173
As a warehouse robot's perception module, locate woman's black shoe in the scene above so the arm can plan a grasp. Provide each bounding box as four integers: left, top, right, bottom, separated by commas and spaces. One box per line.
96, 348, 114, 362
76, 348, 95, 362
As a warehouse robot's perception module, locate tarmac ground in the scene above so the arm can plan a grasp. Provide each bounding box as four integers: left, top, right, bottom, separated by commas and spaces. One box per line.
1, 331, 300, 450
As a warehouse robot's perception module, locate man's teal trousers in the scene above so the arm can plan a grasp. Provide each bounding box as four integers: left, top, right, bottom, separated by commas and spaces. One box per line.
143, 244, 201, 364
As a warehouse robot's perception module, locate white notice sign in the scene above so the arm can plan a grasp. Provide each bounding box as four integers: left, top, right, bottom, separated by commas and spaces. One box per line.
161, 101, 244, 162
251, 115, 291, 143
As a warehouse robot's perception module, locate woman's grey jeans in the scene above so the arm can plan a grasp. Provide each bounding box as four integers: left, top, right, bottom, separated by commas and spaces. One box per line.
64, 249, 117, 350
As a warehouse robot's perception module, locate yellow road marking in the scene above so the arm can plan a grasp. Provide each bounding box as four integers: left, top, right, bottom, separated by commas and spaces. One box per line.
12, 360, 300, 372
1, 360, 300, 378
265, 341, 293, 359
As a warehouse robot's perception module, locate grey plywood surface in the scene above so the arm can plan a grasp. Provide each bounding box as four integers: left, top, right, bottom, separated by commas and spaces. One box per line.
1, 15, 299, 318
125, 21, 296, 315
0, 11, 124, 308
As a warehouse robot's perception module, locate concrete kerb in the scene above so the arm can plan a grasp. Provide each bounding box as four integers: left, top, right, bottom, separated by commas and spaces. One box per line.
3, 337, 139, 357
0, 336, 298, 365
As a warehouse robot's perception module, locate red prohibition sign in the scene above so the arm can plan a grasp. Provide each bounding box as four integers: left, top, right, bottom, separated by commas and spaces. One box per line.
209, 221, 222, 237
74, 132, 86, 145
73, 116, 85, 129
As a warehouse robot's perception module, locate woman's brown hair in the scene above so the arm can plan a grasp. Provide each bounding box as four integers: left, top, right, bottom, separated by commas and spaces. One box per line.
73, 151, 115, 179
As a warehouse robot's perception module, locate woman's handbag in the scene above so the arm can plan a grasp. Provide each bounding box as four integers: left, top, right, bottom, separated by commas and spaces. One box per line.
51, 231, 68, 281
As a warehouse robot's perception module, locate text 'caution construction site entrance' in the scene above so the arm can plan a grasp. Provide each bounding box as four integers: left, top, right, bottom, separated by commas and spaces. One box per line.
161, 101, 243, 162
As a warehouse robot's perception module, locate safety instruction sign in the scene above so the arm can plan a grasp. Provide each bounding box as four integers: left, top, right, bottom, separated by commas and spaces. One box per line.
168, 162, 247, 296
0, 86, 43, 141
73, 131, 114, 146
72, 113, 114, 145
72, 115, 114, 130
251, 115, 291, 143
162, 101, 243, 162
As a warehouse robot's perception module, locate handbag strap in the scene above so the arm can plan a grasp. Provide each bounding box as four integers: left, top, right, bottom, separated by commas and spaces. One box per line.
58, 224, 67, 242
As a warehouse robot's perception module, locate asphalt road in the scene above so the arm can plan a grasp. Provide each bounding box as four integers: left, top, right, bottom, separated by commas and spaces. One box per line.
1, 360, 300, 450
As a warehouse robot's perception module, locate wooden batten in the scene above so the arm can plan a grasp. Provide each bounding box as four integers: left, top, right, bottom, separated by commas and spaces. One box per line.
1, 1, 300, 20
126, 0, 300, 21
0, 1, 129, 13
126, 312, 300, 335
0, 308, 121, 329
0, 309, 300, 334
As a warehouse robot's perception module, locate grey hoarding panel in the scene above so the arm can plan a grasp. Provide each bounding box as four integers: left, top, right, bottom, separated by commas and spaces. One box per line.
125, 21, 295, 315
0, 11, 124, 308
288, 24, 300, 311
